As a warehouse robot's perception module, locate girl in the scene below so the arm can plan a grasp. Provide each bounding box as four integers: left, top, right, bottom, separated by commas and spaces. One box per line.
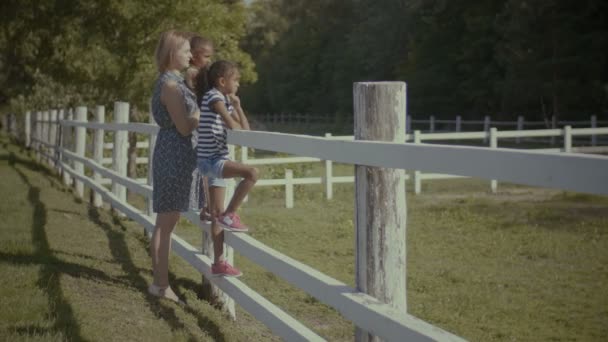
196, 60, 258, 277
149, 30, 203, 302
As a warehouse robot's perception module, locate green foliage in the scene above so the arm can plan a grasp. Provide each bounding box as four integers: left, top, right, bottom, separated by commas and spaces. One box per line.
241, 0, 608, 121
0, 0, 255, 117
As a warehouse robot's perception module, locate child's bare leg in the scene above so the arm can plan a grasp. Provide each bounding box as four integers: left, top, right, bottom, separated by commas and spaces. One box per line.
199, 176, 211, 221
209, 185, 226, 263
221, 161, 258, 214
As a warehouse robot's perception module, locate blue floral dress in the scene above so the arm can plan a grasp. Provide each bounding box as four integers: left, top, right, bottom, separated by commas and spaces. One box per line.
151, 71, 203, 213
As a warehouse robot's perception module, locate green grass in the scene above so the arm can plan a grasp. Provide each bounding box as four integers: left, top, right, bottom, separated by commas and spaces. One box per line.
2, 134, 608, 341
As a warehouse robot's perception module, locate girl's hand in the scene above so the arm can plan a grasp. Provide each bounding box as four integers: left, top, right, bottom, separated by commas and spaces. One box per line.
228, 94, 241, 108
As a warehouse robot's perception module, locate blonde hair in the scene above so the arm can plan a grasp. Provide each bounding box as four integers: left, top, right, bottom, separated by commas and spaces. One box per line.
155, 30, 189, 73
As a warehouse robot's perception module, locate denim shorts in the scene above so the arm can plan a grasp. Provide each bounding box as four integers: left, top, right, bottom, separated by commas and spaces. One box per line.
197, 156, 229, 188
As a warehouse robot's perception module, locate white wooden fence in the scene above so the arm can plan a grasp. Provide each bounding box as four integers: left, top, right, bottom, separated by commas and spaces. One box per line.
9, 95, 608, 341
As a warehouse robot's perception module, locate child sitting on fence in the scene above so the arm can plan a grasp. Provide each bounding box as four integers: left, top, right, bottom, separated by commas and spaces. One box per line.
195, 60, 258, 277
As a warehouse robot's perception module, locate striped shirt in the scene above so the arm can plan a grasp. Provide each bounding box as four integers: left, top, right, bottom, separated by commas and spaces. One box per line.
197, 88, 233, 159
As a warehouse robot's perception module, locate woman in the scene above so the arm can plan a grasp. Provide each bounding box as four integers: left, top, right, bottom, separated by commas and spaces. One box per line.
148, 30, 203, 302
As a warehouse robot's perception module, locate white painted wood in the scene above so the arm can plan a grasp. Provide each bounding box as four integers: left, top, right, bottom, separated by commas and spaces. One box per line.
551, 115, 557, 145
490, 128, 497, 193
56, 110, 65, 175
93, 106, 105, 207
591, 115, 597, 146
244, 156, 321, 165
571, 127, 608, 136
35, 112, 42, 162
564, 126, 572, 153
517, 116, 524, 144
324, 133, 333, 200
456, 115, 462, 132
104, 141, 149, 149
25, 111, 31, 147
420, 131, 486, 140
420, 174, 468, 180
285, 169, 294, 208
483, 115, 490, 143
413, 130, 421, 194
74, 106, 88, 198
42, 111, 49, 165
61, 120, 159, 135
49, 110, 58, 168
227, 130, 608, 196
497, 129, 561, 138
65, 109, 75, 186
218, 231, 463, 342
429, 115, 435, 133
112, 102, 129, 214
354, 82, 407, 342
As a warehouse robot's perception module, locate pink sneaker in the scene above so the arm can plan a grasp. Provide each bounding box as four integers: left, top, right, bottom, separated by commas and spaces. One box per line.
211, 260, 242, 277
217, 212, 249, 232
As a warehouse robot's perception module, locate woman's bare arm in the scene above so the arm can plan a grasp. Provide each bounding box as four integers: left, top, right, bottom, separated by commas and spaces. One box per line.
161, 80, 199, 136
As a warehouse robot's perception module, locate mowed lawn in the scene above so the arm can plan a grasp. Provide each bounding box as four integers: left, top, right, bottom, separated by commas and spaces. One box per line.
1, 133, 607, 341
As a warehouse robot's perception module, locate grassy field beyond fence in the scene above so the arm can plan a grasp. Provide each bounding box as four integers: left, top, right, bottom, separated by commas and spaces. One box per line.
1, 135, 607, 341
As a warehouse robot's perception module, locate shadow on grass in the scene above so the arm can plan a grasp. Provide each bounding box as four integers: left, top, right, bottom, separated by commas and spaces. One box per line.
8, 151, 85, 341
88, 198, 227, 341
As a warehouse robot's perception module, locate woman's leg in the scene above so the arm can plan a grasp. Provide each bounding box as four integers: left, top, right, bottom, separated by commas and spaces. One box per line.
151, 211, 180, 288
209, 185, 226, 263
221, 161, 258, 214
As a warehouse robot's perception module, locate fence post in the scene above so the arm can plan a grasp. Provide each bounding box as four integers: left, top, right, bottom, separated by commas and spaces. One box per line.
590, 115, 597, 146
93, 106, 105, 207
112, 102, 129, 214
550, 115, 557, 145
42, 111, 49, 164
147, 113, 157, 217
455, 115, 462, 132
354, 82, 407, 341
49, 110, 58, 168
285, 169, 294, 208
74, 106, 87, 198
413, 130, 421, 194
483, 115, 491, 143
406, 115, 411, 134
490, 127, 497, 193
324, 133, 333, 200
429, 115, 435, 133
62, 109, 74, 186
34, 112, 41, 161
516, 116, 524, 144
56, 109, 64, 174
564, 125, 572, 153
25, 111, 31, 148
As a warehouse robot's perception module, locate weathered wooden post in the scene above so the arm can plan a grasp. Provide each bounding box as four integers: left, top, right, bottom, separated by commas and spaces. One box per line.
74, 106, 88, 198
62, 109, 74, 186
112, 102, 129, 215
49, 110, 58, 168
324, 132, 334, 200
354, 82, 407, 342
550, 115, 557, 145
202, 145, 236, 319
93, 106, 105, 207
564, 125, 572, 153
25, 111, 31, 148
490, 127, 498, 193
285, 169, 294, 208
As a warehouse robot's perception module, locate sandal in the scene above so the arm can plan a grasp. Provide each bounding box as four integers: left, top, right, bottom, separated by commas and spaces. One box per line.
148, 284, 185, 305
